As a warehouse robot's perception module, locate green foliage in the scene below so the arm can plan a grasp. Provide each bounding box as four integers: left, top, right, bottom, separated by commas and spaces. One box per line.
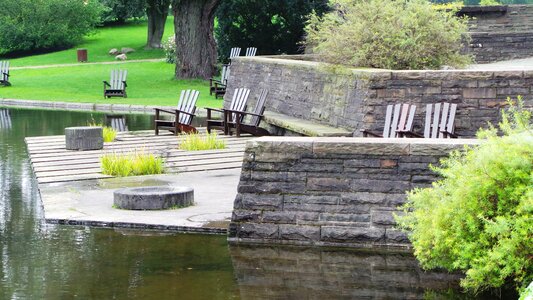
179, 132, 226, 151
305, 0, 472, 70
0, 0, 103, 55
162, 35, 176, 64
215, 0, 329, 62
396, 98, 533, 293
520, 282, 533, 300
101, 150, 164, 177
99, 0, 146, 23
88, 121, 117, 142
479, 0, 500, 5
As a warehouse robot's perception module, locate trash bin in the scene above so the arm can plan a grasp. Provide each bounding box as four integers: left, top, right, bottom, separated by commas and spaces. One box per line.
77, 48, 88, 62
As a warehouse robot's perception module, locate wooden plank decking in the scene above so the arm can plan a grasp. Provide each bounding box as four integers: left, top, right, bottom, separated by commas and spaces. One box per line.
25, 129, 252, 184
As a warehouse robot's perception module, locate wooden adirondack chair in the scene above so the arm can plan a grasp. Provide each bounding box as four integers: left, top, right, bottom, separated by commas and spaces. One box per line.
103, 70, 128, 98
206, 88, 250, 135
226, 89, 269, 137
209, 64, 230, 99
361, 103, 416, 138
0, 61, 11, 86
245, 47, 257, 57
154, 90, 199, 135
229, 47, 241, 60
105, 114, 128, 132
398, 103, 458, 138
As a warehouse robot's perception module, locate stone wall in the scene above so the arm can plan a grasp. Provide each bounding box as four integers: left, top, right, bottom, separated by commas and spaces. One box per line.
230, 244, 464, 299
462, 5, 533, 62
228, 137, 479, 248
227, 57, 533, 137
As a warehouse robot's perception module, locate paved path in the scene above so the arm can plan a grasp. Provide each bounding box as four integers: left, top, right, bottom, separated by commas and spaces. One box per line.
26, 129, 251, 184
11, 58, 164, 70
467, 56, 533, 71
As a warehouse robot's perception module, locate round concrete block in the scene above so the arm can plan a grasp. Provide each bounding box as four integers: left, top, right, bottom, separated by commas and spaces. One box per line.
65, 126, 103, 151
113, 186, 194, 210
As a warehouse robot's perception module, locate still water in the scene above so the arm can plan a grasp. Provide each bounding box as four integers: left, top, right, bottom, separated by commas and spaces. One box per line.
0, 107, 512, 299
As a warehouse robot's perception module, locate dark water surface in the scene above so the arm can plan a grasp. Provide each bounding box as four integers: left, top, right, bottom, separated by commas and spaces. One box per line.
0, 107, 512, 300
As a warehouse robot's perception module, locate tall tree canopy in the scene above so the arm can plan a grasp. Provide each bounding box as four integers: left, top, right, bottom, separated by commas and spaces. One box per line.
215, 0, 329, 62
172, 0, 220, 79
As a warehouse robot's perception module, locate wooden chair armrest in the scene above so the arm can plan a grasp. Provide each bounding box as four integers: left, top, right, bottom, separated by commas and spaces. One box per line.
103, 81, 111, 87
214, 82, 226, 88
175, 109, 195, 116
441, 130, 458, 138
205, 107, 224, 113
154, 108, 175, 114
360, 129, 382, 138
396, 130, 423, 138
224, 109, 263, 117
122, 81, 127, 87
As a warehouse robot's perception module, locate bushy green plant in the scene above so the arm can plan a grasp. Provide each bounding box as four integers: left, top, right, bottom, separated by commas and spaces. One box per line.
520, 282, 533, 300
101, 150, 164, 176
305, 0, 472, 70
102, 126, 117, 142
98, 0, 146, 23
479, 0, 500, 5
162, 35, 177, 64
179, 132, 226, 151
0, 0, 103, 55
396, 98, 532, 293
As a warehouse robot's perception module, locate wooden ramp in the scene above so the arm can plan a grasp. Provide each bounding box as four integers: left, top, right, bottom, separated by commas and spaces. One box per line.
25, 129, 252, 184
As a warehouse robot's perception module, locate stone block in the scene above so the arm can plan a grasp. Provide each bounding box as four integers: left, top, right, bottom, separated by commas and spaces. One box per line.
279, 224, 320, 241
319, 212, 370, 223
344, 159, 380, 168
386, 229, 410, 244
463, 88, 497, 99
321, 226, 385, 243
307, 177, 351, 192
377, 89, 406, 98
262, 211, 297, 224
284, 194, 340, 205
232, 210, 261, 222
235, 223, 279, 239
351, 179, 410, 194
238, 181, 307, 194
240, 193, 283, 210
371, 210, 397, 226
340, 192, 406, 205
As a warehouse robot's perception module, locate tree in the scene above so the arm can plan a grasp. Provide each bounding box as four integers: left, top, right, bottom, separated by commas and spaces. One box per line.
172, 0, 220, 79
99, 0, 146, 23
146, 0, 171, 48
215, 0, 329, 63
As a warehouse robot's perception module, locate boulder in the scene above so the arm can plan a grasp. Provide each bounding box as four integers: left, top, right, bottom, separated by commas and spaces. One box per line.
115, 54, 127, 61
109, 48, 119, 55
121, 47, 135, 54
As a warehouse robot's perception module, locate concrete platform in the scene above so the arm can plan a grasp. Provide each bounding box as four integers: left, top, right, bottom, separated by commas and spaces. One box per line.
39, 169, 241, 234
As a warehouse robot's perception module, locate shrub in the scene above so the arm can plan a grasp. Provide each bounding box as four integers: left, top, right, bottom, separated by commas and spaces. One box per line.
162, 35, 177, 64
0, 0, 103, 55
396, 98, 532, 293
479, 0, 500, 5
305, 0, 472, 70
179, 132, 226, 151
102, 126, 117, 142
101, 150, 164, 177
98, 0, 146, 23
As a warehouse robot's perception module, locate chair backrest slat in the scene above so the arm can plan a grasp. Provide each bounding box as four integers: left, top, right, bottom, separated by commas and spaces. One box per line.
425, 102, 457, 138
0, 61, 9, 81
176, 89, 199, 125
382, 105, 394, 138
230, 47, 241, 59
221, 65, 230, 84
424, 104, 433, 138
0, 109, 11, 129
245, 47, 257, 56
397, 104, 410, 132
382, 103, 416, 138
445, 103, 457, 136
110, 70, 127, 90
386, 104, 402, 138
228, 88, 250, 122
250, 89, 268, 126
405, 105, 417, 133
438, 102, 450, 138
430, 103, 442, 138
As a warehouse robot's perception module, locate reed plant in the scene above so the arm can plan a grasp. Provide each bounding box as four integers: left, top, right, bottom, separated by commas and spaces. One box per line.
100, 150, 164, 177
179, 131, 226, 151
102, 126, 117, 142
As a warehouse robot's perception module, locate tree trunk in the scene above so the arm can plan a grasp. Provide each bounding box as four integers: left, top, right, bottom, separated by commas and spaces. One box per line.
173, 0, 220, 79
146, 0, 170, 49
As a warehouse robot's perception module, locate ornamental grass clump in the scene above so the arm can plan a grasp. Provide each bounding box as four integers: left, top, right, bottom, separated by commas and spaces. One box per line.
396, 97, 532, 293
101, 150, 164, 177
179, 131, 226, 151
305, 0, 472, 70
88, 122, 117, 142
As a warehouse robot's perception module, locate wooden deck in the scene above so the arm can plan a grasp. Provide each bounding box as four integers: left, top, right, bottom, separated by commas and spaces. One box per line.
25, 130, 252, 184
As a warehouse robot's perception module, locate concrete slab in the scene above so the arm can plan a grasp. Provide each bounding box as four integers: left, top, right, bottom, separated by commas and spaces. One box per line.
39, 169, 241, 234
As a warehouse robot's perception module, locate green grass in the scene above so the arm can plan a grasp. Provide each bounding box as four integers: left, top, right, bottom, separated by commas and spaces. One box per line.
88, 122, 117, 142
0, 61, 220, 107
179, 132, 226, 151
101, 150, 164, 177
4, 19, 175, 67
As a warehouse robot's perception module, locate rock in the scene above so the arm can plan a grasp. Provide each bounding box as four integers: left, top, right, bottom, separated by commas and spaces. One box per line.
65, 126, 103, 151
115, 54, 127, 61
109, 48, 119, 55
121, 47, 135, 54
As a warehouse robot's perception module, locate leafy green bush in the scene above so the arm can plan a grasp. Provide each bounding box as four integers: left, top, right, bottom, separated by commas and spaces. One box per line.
305, 0, 472, 70
98, 0, 146, 23
396, 98, 532, 293
179, 132, 226, 151
0, 0, 103, 55
102, 126, 117, 142
162, 35, 176, 64
101, 150, 164, 177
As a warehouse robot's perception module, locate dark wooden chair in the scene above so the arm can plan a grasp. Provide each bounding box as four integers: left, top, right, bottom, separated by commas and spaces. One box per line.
154, 89, 199, 135
226, 89, 269, 137
361, 103, 416, 138
245, 47, 257, 56
209, 64, 230, 99
103, 69, 128, 98
0, 61, 11, 86
398, 102, 458, 138
206, 88, 250, 135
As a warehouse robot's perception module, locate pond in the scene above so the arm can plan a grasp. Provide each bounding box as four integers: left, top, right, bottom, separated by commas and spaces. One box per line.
0, 107, 512, 299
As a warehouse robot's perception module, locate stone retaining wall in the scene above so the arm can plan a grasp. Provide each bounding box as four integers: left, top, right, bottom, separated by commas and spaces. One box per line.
227, 57, 532, 137
470, 31, 533, 63
228, 137, 479, 248
463, 5, 533, 33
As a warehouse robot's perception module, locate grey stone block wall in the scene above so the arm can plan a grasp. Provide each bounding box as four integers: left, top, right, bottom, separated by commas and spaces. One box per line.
228, 137, 480, 248
470, 32, 533, 63
226, 57, 533, 137
463, 5, 533, 33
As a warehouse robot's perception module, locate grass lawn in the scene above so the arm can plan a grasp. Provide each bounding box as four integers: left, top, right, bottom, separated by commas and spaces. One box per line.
0, 62, 221, 108
4, 19, 175, 67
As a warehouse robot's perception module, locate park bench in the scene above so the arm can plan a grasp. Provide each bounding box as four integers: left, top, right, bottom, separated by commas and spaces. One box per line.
397, 102, 458, 138
154, 89, 199, 135
0, 61, 10, 86
209, 64, 230, 99
361, 103, 416, 138
206, 87, 250, 135
226, 89, 269, 137
103, 69, 128, 98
